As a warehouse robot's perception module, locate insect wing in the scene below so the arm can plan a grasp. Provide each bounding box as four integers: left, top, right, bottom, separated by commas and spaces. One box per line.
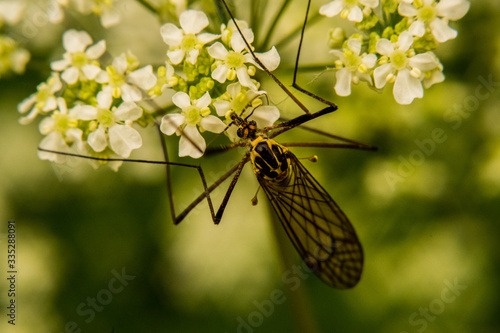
258, 153, 363, 289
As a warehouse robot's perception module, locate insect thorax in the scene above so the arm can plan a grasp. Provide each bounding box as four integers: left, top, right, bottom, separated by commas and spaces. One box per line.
250, 136, 290, 182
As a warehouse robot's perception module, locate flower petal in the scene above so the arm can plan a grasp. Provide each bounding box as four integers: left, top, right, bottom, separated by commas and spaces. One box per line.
198, 32, 220, 45
373, 63, 393, 89
61, 67, 79, 84
319, 1, 343, 17
167, 49, 185, 65
38, 132, 67, 163
253, 46, 281, 71
398, 2, 418, 17
179, 10, 209, 34
375, 38, 394, 56
160, 23, 183, 46
63, 30, 92, 53
211, 65, 229, 84
72, 105, 97, 120
409, 52, 439, 71
430, 18, 458, 42
179, 125, 205, 158
436, 0, 470, 21
408, 20, 426, 37
207, 42, 228, 60
397, 31, 413, 52
335, 68, 352, 96
88, 126, 108, 152
86, 40, 106, 59
347, 6, 363, 23
186, 49, 200, 64
172, 91, 191, 109
250, 105, 280, 128
200, 115, 226, 133
97, 91, 113, 109
236, 66, 257, 90
214, 100, 231, 117
114, 102, 142, 122
393, 69, 423, 105
347, 38, 362, 55
161, 114, 185, 135
195, 91, 212, 109
82, 64, 102, 80
109, 124, 142, 157
128, 65, 157, 90
51, 59, 70, 71
121, 84, 142, 102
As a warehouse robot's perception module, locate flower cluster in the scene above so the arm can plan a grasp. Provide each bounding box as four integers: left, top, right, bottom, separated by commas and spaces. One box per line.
0, 1, 30, 78
18, 9, 281, 167
320, 0, 470, 104
19, 30, 156, 169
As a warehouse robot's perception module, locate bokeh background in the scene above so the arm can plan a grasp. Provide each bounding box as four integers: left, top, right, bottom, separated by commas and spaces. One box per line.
1, 0, 499, 332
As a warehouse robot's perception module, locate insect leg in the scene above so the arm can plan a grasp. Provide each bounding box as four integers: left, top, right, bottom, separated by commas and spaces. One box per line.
292, 0, 337, 108
219, 0, 311, 115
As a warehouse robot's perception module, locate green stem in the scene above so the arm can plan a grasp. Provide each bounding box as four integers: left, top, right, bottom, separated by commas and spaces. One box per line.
260, 0, 293, 50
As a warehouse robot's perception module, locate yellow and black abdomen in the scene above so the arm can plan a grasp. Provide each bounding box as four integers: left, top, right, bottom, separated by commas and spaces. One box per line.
250, 136, 290, 182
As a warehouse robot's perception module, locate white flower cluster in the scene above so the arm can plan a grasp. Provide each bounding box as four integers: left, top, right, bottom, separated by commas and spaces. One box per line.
0, 1, 30, 78
18, 9, 281, 167
18, 30, 156, 169
320, 0, 470, 104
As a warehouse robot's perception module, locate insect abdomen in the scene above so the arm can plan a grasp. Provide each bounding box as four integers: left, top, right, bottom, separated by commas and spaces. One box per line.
250, 137, 289, 181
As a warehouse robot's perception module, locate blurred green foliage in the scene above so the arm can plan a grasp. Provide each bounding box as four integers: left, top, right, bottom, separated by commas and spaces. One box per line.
1, 0, 499, 332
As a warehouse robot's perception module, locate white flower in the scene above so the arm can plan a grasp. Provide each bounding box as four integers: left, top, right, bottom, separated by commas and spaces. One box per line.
330, 38, 377, 96
214, 83, 279, 142
207, 38, 280, 90
320, 0, 379, 22
51, 30, 106, 84
160, 10, 219, 65
0, 0, 26, 25
398, 0, 470, 43
160, 91, 226, 158
72, 91, 143, 157
96, 53, 157, 102
18, 73, 62, 124
73, 0, 120, 27
37, 98, 84, 164
0, 35, 30, 78
374, 31, 440, 104
46, 0, 68, 23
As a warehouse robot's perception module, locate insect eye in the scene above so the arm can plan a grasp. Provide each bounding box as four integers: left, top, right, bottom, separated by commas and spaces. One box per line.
249, 120, 257, 126
237, 127, 244, 138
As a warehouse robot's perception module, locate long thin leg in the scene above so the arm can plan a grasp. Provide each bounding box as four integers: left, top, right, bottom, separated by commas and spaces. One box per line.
291, 0, 337, 108
282, 142, 377, 151
219, 0, 311, 115
214, 153, 250, 223
174, 154, 250, 224
266, 106, 336, 138
37, 147, 241, 225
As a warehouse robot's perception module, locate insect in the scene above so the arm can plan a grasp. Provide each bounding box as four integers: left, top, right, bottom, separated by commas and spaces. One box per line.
39, 0, 376, 289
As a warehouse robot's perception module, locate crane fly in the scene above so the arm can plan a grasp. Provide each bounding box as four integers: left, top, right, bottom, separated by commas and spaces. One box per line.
38, 0, 376, 288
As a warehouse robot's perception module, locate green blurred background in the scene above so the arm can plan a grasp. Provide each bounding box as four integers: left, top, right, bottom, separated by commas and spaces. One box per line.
1, 0, 499, 332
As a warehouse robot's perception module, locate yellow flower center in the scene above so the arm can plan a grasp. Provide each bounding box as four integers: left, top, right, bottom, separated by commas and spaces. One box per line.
390, 50, 409, 71
97, 107, 115, 127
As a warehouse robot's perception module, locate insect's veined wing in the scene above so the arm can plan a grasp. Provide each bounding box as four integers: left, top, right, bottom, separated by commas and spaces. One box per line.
258, 152, 363, 289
